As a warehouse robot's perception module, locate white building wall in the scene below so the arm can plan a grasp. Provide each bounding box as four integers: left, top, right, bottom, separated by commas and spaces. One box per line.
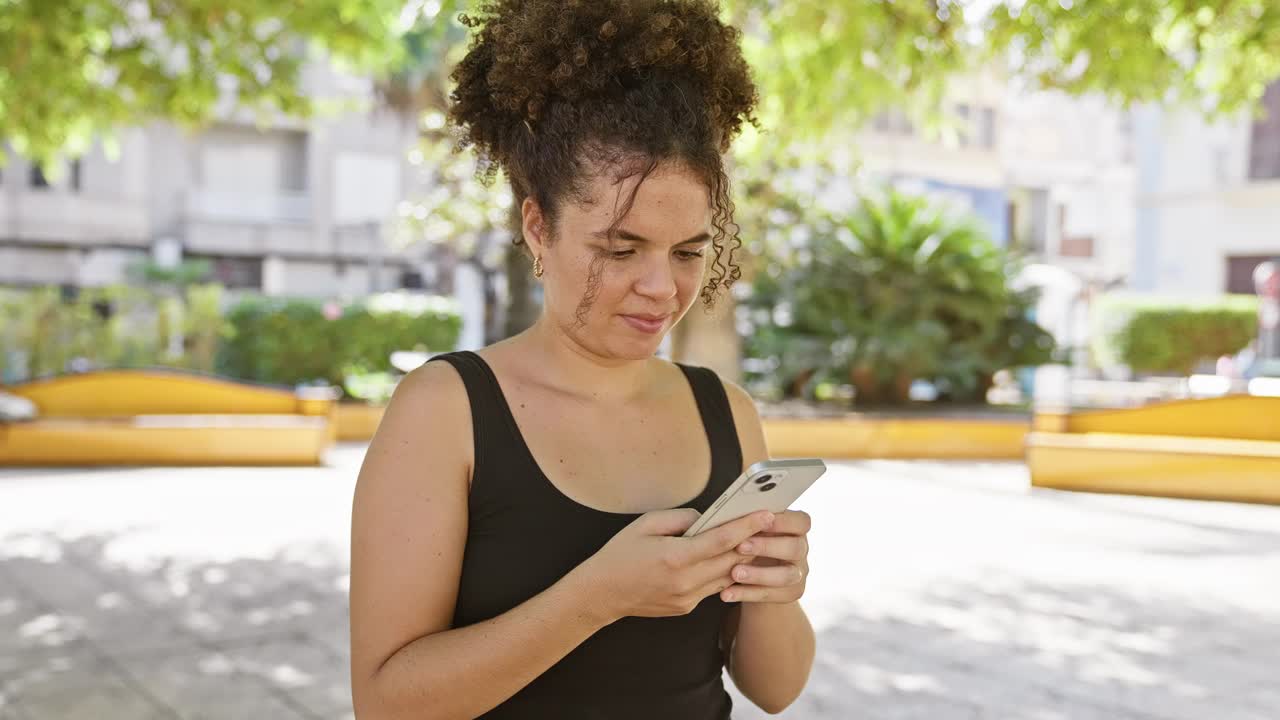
858, 73, 1137, 288
279, 258, 342, 297
1135, 106, 1280, 296
1001, 89, 1137, 283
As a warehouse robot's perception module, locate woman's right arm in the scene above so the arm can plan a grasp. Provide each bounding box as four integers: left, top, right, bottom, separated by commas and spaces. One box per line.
349, 361, 607, 719
349, 361, 775, 720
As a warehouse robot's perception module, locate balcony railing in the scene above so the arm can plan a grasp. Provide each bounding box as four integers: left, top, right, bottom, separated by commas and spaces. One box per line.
183, 189, 312, 225
0, 191, 149, 245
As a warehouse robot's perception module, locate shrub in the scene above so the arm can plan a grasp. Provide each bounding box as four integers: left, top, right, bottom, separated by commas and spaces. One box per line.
218, 293, 461, 388
0, 285, 163, 379
1091, 294, 1258, 375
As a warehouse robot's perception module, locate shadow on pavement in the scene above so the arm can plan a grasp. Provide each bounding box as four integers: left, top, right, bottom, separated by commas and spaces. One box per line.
1, 527, 351, 720
3, 527, 1277, 719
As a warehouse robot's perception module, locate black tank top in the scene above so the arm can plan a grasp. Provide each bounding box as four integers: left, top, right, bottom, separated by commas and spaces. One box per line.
426, 350, 744, 719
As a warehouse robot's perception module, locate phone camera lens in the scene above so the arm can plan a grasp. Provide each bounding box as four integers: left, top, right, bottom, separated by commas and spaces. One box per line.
759, 482, 777, 492
753, 474, 773, 485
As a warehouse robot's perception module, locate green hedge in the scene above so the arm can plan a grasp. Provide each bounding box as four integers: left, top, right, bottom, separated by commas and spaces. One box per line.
1091, 294, 1258, 375
217, 293, 461, 387
0, 285, 222, 380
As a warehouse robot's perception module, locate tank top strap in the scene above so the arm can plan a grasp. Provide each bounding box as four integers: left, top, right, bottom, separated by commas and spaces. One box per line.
423, 350, 518, 478
675, 363, 744, 481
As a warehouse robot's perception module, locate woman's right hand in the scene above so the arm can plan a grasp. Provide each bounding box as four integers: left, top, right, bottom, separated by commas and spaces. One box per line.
575, 509, 775, 623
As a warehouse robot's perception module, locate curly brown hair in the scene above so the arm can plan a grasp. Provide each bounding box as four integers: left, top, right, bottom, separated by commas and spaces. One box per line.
447, 0, 759, 309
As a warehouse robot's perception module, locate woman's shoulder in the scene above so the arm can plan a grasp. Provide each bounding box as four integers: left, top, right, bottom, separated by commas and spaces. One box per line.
665, 358, 767, 469
405, 351, 469, 389
665, 358, 759, 423
389, 354, 473, 423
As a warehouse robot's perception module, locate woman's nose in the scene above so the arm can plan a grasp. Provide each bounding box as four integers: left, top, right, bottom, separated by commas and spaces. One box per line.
635, 257, 678, 300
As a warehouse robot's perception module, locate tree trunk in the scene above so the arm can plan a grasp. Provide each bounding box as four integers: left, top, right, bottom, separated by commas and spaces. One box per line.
850, 365, 881, 405
502, 245, 539, 339
672, 302, 741, 383
499, 200, 540, 339
890, 369, 914, 404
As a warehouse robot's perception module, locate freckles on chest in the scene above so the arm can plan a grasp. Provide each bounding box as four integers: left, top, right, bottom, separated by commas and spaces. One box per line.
519, 403, 711, 511
545, 408, 688, 471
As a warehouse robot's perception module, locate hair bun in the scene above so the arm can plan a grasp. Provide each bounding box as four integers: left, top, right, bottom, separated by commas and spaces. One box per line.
449, 0, 757, 167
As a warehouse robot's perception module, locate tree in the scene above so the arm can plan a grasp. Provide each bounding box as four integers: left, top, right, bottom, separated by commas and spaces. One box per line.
725, 0, 1280, 148
0, 0, 410, 169
13, 1, 1278, 362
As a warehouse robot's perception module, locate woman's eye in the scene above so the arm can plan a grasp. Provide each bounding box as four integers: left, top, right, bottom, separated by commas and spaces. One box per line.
610, 250, 635, 259
676, 250, 706, 261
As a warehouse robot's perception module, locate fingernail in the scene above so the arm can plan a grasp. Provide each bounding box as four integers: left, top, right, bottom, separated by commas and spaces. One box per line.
739, 541, 755, 554
734, 566, 749, 581
762, 512, 775, 527
723, 590, 738, 602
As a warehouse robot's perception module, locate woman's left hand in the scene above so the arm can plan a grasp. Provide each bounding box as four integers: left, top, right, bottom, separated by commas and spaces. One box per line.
719, 510, 810, 604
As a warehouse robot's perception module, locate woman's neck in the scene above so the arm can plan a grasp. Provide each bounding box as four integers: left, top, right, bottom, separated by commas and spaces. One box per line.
509, 313, 659, 404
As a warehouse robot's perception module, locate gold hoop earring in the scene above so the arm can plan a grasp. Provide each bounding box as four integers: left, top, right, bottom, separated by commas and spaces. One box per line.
533, 255, 544, 278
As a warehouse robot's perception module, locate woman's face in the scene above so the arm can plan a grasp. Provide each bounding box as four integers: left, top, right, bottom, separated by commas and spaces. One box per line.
525, 163, 713, 361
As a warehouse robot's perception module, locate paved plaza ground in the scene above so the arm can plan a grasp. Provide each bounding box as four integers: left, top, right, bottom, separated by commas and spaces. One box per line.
1, 447, 1277, 719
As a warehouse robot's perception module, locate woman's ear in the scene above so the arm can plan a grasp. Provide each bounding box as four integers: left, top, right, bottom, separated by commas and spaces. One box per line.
521, 197, 548, 255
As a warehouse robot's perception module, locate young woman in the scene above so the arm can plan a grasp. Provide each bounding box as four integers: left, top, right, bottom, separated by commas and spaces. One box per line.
349, 1, 815, 717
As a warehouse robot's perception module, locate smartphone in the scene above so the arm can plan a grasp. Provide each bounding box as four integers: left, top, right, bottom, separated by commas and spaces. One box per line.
682, 458, 827, 537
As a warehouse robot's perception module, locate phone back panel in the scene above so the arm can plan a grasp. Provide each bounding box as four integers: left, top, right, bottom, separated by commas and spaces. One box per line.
682, 458, 826, 537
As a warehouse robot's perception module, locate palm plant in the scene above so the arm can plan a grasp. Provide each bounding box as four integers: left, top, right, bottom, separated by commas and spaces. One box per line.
744, 187, 1055, 404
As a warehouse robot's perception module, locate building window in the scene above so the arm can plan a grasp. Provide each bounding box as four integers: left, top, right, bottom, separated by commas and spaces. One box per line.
1226, 255, 1278, 294
1059, 235, 1095, 258
978, 107, 996, 149
28, 159, 80, 191
279, 130, 308, 192
1007, 188, 1049, 254
189, 254, 263, 289
955, 103, 971, 146
400, 269, 425, 290
1249, 81, 1280, 180
1057, 204, 1095, 258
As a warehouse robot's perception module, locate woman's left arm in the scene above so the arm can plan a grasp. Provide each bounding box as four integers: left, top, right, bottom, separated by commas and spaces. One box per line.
718, 380, 817, 714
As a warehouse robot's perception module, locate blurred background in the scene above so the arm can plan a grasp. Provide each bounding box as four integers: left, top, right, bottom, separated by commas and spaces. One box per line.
1, 2, 1278, 719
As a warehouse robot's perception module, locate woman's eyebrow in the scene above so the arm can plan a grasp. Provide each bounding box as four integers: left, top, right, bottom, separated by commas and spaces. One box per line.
591, 229, 712, 245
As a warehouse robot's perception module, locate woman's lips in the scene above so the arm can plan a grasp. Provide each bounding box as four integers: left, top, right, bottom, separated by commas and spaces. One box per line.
620, 314, 670, 333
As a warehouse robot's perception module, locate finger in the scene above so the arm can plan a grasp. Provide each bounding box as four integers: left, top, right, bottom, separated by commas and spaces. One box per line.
736, 534, 807, 563
685, 510, 775, 561
768, 510, 812, 536
687, 549, 754, 588
729, 561, 805, 588
690, 572, 737, 607
720, 582, 803, 604
637, 508, 701, 537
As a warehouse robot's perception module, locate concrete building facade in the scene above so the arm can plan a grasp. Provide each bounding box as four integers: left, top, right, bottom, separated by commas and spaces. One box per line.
1132, 81, 1280, 297
857, 71, 1138, 286
0, 58, 425, 299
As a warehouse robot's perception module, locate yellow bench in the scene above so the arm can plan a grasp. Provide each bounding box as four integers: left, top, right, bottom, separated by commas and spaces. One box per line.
1, 370, 336, 466
1028, 395, 1280, 505
763, 414, 1027, 460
